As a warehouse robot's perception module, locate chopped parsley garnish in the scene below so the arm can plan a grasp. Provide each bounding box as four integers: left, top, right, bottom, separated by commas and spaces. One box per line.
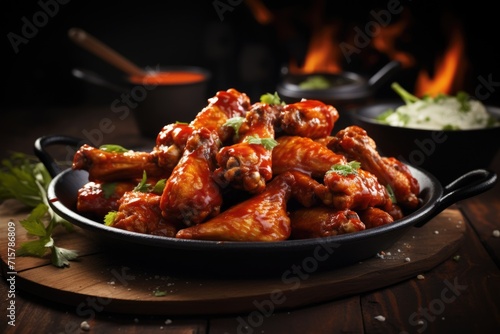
133, 171, 166, 194
328, 161, 361, 176
104, 211, 118, 226
260, 92, 285, 105
224, 116, 245, 138
99, 144, 129, 153
101, 182, 118, 199
243, 135, 279, 150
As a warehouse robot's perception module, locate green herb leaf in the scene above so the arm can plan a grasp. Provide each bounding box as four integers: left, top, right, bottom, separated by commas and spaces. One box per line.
102, 182, 118, 199
243, 135, 279, 150
153, 288, 167, 297
298, 75, 331, 90
260, 92, 284, 105
1, 152, 78, 267
19, 203, 49, 237
386, 185, 396, 203
104, 211, 118, 226
99, 144, 129, 153
391, 82, 420, 104
18, 238, 50, 257
224, 117, 245, 138
152, 179, 167, 195
134, 171, 150, 192
328, 161, 361, 176
456, 91, 471, 112
51, 245, 79, 268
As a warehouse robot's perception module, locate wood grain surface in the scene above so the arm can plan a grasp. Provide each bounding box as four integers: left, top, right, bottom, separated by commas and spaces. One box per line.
0, 199, 466, 316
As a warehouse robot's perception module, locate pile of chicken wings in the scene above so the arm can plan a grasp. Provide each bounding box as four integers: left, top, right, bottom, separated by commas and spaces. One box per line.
72, 88, 421, 241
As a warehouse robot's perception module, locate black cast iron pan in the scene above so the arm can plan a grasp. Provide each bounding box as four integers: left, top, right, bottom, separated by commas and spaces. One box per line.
35, 135, 497, 277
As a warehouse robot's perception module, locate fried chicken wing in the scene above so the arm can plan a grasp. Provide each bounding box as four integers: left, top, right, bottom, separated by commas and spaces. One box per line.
288, 170, 322, 207
272, 136, 346, 178
110, 191, 178, 237
279, 100, 339, 139
318, 168, 390, 210
76, 181, 136, 218
329, 126, 420, 209
153, 122, 195, 171
357, 207, 394, 229
213, 103, 278, 193
290, 207, 365, 239
175, 172, 295, 241
190, 88, 250, 143
160, 127, 222, 226
72, 144, 167, 182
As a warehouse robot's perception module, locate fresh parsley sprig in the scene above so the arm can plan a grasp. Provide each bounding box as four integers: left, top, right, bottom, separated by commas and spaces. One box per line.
243, 135, 279, 150
327, 161, 361, 176
260, 92, 285, 105
0, 153, 78, 267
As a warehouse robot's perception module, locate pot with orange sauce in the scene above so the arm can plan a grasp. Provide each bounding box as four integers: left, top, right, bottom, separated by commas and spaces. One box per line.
73, 65, 211, 138
126, 66, 211, 138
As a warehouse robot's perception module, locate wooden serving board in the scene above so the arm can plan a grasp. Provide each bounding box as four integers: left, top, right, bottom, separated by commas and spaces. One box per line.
0, 199, 466, 316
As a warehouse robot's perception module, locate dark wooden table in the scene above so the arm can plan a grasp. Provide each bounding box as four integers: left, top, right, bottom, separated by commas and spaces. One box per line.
1, 106, 499, 333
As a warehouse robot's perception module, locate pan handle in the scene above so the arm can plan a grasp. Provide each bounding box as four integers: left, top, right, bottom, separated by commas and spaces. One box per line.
414, 169, 497, 227
34, 135, 87, 178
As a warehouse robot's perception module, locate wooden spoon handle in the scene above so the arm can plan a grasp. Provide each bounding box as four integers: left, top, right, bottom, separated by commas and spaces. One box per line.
68, 27, 146, 77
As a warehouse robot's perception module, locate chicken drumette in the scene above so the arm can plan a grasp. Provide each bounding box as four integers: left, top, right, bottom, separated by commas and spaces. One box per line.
213, 102, 279, 194
328, 126, 420, 210
160, 127, 223, 226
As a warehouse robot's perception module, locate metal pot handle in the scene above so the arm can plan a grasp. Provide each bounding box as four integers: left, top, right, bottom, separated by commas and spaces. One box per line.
414, 169, 497, 227
34, 135, 87, 177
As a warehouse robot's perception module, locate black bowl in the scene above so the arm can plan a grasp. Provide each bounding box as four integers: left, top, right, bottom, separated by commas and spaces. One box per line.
349, 101, 500, 185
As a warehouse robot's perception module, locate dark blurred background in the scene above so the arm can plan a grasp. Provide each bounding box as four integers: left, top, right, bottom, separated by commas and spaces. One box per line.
2, 0, 500, 107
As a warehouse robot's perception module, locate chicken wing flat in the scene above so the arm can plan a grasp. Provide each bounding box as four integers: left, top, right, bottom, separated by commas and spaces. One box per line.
290, 207, 365, 239
190, 88, 250, 143
110, 191, 178, 237
272, 135, 346, 178
72, 144, 167, 182
213, 102, 278, 194
77, 181, 136, 218
318, 168, 390, 210
160, 127, 222, 226
278, 99, 339, 139
175, 172, 295, 241
329, 126, 420, 210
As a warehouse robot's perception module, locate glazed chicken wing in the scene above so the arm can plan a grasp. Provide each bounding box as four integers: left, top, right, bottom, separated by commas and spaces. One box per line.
153, 122, 194, 171
329, 126, 420, 209
72, 144, 168, 182
77, 181, 136, 218
213, 102, 278, 194
190, 88, 250, 143
318, 167, 390, 210
278, 99, 339, 139
272, 136, 346, 178
357, 207, 394, 229
175, 172, 295, 241
160, 127, 222, 226
110, 191, 178, 237
290, 207, 365, 239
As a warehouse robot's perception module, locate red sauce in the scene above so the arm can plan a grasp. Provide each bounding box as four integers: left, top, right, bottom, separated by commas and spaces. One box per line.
129, 71, 206, 85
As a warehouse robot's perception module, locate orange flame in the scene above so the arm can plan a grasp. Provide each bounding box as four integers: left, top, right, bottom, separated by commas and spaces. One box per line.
289, 23, 342, 74
245, 0, 273, 25
414, 26, 467, 97
371, 10, 414, 68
